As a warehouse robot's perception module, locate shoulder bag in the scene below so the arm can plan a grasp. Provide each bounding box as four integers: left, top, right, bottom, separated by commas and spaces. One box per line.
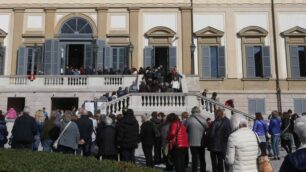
193, 115, 208, 147
53, 121, 71, 150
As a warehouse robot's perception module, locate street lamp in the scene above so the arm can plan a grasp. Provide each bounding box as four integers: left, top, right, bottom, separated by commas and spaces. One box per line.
190, 42, 196, 54
128, 42, 134, 69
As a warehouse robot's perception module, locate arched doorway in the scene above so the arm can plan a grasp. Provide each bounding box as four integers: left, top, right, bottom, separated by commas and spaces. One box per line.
58, 16, 96, 75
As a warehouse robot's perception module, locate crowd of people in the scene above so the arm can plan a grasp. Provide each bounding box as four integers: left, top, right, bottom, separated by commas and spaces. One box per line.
64, 66, 137, 76
0, 106, 306, 172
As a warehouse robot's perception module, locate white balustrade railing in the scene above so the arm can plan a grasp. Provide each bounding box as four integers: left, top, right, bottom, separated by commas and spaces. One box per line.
44, 76, 64, 85
9, 76, 28, 85
104, 76, 123, 85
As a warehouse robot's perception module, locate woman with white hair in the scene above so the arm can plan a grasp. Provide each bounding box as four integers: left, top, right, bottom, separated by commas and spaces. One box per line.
280, 115, 306, 172
226, 114, 259, 172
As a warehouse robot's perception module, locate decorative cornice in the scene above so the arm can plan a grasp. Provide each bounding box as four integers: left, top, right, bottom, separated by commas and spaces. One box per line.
194, 26, 224, 38
145, 26, 176, 38
237, 26, 268, 37
281, 26, 306, 37
0, 29, 8, 38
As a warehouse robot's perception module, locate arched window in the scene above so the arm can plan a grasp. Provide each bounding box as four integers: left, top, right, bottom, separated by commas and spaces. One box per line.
60, 17, 93, 34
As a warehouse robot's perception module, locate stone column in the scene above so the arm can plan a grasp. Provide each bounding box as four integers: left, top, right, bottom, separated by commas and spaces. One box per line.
97, 8, 108, 39
11, 8, 25, 75
45, 8, 56, 39
129, 7, 140, 68
181, 7, 192, 75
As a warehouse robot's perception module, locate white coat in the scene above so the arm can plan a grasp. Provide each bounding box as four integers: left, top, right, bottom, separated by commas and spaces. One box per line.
226, 127, 259, 172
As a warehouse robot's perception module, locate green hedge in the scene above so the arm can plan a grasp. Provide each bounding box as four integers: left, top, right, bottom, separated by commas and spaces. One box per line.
0, 149, 161, 172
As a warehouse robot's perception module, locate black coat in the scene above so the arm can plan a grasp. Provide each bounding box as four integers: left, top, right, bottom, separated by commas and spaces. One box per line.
116, 114, 139, 149
207, 117, 231, 153
96, 124, 117, 156
12, 113, 37, 144
0, 120, 8, 144
280, 148, 306, 172
140, 121, 155, 146
76, 115, 93, 144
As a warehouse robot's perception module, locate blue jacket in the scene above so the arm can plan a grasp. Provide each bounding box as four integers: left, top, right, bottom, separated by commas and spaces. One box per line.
252, 120, 267, 136
268, 117, 281, 135
280, 148, 306, 172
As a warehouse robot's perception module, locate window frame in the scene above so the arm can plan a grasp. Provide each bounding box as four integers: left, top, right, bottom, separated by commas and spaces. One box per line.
111, 46, 128, 71
248, 98, 266, 116
26, 46, 43, 75
294, 98, 306, 114
287, 44, 306, 79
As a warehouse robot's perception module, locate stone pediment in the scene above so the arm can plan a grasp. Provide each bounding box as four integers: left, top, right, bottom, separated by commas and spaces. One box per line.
237, 26, 268, 37
145, 26, 176, 38
281, 26, 306, 37
194, 26, 224, 37
0, 29, 7, 38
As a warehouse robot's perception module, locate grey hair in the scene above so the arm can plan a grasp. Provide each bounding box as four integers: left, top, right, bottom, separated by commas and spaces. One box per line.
230, 114, 248, 131
191, 106, 201, 114
23, 106, 31, 114
294, 116, 306, 144
105, 117, 113, 126
141, 114, 150, 123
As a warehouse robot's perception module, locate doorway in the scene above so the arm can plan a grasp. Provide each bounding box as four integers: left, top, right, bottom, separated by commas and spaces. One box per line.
7, 97, 25, 114
68, 44, 84, 69
51, 98, 78, 111
154, 47, 169, 72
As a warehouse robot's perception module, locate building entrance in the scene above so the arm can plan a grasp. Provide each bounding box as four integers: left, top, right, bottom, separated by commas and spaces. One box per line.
154, 47, 169, 73
68, 44, 85, 69
7, 97, 25, 114
51, 98, 78, 111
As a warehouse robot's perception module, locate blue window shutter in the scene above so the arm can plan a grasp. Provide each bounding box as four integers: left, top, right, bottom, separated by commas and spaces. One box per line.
51, 40, 60, 75
256, 99, 265, 115
144, 46, 153, 68
119, 47, 125, 70
104, 45, 112, 69
246, 46, 255, 78
218, 46, 226, 78
262, 46, 271, 78
17, 46, 28, 75
294, 99, 303, 114
289, 46, 300, 78
202, 46, 210, 79
169, 46, 177, 70
0, 46, 6, 75
96, 40, 105, 71
248, 99, 256, 115
44, 40, 52, 75
84, 44, 93, 69
303, 100, 306, 114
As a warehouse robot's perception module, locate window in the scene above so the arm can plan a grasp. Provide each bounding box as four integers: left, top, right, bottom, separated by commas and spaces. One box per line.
294, 99, 306, 114
248, 98, 265, 115
201, 46, 225, 79
246, 46, 271, 78
0, 46, 5, 75
26, 47, 43, 75
60, 17, 93, 34
112, 47, 128, 71
289, 46, 306, 78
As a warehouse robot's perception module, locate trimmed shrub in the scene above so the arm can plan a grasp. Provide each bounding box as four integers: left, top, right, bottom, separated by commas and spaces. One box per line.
0, 149, 161, 172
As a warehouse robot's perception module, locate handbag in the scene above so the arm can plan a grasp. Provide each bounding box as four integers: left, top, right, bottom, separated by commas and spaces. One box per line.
53, 122, 71, 149
253, 132, 273, 172
193, 115, 208, 147
281, 121, 292, 140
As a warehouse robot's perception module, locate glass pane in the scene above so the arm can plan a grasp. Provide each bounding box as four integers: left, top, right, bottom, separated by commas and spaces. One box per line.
298, 46, 306, 77
254, 46, 263, 77
27, 48, 33, 75
79, 24, 93, 34
210, 46, 218, 78
66, 18, 77, 33
61, 24, 74, 33
77, 18, 87, 31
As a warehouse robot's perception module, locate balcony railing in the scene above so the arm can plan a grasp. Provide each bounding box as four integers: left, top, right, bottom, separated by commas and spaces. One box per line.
0, 75, 139, 92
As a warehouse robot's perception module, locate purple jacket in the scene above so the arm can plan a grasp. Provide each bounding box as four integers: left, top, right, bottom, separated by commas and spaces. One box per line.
268, 117, 282, 135
252, 120, 267, 136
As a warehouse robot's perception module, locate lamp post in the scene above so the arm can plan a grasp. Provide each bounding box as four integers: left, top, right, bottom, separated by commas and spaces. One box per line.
128, 42, 134, 69
190, 0, 195, 74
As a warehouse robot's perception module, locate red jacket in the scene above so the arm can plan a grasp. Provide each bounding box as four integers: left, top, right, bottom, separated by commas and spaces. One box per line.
167, 120, 188, 149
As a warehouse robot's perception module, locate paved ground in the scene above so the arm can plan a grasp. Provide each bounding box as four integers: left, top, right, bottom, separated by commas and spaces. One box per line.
135, 146, 289, 172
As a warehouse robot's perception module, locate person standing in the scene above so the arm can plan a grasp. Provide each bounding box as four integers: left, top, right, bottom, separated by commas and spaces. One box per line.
280, 115, 306, 172
268, 111, 282, 160
150, 111, 162, 164
41, 110, 60, 152
96, 117, 118, 161
116, 109, 139, 163
140, 114, 156, 167
76, 108, 93, 157
0, 113, 8, 148
11, 107, 37, 149
32, 110, 45, 151
281, 112, 294, 154
56, 111, 80, 154
42, 107, 49, 120
252, 112, 268, 155
186, 107, 208, 172
167, 113, 188, 172
226, 114, 259, 172
207, 109, 231, 172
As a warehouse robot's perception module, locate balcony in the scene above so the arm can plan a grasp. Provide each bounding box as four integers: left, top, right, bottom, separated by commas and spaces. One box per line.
0, 75, 139, 92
